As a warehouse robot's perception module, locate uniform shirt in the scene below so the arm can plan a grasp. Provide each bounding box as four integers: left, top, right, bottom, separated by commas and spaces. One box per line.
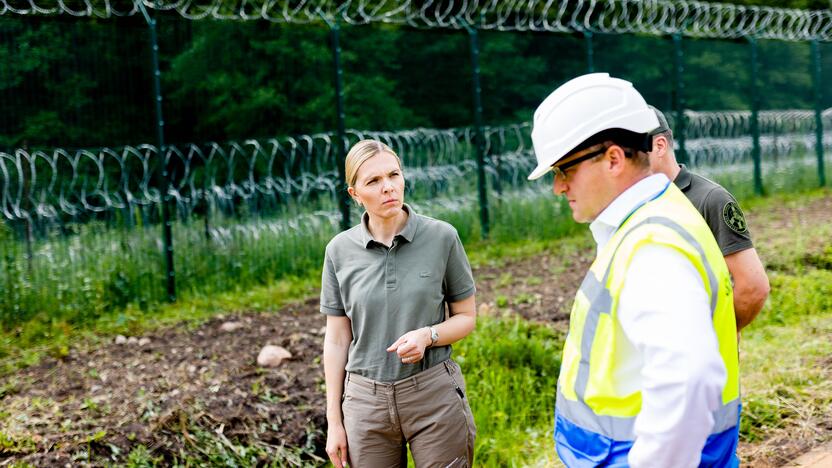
675, 165, 753, 256
590, 174, 729, 468
320, 204, 476, 382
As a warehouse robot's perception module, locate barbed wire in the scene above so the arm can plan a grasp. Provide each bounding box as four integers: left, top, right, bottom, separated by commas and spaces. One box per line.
1, 109, 830, 225
1, 0, 831, 42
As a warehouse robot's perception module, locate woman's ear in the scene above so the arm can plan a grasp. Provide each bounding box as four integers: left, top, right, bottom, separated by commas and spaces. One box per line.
347, 186, 362, 206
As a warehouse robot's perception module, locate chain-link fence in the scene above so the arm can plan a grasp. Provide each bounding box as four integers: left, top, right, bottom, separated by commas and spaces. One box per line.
1, 0, 830, 327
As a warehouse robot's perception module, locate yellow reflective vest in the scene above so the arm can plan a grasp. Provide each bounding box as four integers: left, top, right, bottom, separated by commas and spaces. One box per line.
557, 182, 740, 441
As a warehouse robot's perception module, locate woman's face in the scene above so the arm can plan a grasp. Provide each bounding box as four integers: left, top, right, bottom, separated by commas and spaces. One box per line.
349, 151, 405, 220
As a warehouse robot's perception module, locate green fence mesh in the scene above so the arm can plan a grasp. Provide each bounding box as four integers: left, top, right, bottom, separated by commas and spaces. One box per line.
1, 10, 830, 327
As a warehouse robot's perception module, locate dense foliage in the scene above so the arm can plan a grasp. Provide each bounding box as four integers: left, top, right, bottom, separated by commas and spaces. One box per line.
1, 0, 830, 150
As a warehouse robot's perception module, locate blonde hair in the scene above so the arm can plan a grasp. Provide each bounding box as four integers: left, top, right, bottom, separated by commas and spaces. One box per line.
345, 139, 402, 187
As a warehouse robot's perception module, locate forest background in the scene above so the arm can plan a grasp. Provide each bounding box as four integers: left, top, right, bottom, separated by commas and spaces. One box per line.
2, 0, 831, 152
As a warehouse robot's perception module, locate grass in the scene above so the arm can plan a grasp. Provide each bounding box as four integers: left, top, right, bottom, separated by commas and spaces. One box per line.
457, 317, 563, 467
740, 273, 832, 438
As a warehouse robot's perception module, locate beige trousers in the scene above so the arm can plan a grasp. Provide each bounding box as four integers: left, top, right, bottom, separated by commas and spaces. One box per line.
342, 359, 476, 467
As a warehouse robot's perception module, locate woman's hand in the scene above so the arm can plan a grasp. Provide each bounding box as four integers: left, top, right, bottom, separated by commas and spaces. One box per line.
326, 422, 349, 468
386, 327, 431, 364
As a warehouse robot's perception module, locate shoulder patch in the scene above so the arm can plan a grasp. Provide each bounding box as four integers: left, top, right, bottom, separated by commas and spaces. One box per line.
722, 201, 748, 234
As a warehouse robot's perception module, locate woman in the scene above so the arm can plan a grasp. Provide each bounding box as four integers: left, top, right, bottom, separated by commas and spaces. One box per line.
321, 139, 477, 468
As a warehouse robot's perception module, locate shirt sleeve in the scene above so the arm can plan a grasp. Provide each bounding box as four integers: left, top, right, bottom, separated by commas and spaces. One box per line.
442, 230, 476, 303
700, 188, 753, 256
320, 249, 346, 316
618, 244, 728, 468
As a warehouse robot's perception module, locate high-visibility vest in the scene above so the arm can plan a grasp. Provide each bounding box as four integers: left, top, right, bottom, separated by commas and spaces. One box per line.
556, 182, 740, 461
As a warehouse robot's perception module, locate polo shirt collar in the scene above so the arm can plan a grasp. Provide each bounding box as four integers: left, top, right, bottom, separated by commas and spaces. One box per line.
674, 164, 692, 191
359, 203, 418, 248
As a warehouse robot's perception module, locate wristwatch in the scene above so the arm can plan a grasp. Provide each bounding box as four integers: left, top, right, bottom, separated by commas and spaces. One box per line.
427, 326, 439, 348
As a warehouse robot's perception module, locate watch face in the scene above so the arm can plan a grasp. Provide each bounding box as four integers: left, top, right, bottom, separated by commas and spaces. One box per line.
430, 327, 439, 343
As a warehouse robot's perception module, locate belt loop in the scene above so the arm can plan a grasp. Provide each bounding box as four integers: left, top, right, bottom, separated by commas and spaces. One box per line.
346, 373, 351, 383
411, 376, 418, 391
443, 360, 452, 375
372, 381, 377, 395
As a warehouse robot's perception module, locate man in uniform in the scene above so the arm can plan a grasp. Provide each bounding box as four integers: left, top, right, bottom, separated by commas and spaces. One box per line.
648, 107, 769, 330
527, 73, 740, 467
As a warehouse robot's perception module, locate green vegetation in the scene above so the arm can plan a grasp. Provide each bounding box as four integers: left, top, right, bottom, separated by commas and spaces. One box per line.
739, 270, 832, 444
1, 188, 830, 466
457, 317, 563, 466
2, 8, 830, 150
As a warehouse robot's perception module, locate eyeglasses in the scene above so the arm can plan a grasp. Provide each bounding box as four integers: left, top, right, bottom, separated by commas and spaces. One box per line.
550, 144, 608, 181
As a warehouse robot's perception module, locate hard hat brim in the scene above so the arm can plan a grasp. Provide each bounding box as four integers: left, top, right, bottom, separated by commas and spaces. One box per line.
527, 163, 551, 181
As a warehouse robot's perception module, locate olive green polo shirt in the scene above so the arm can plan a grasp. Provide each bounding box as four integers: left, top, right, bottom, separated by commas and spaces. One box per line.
675, 165, 754, 256
320, 204, 476, 382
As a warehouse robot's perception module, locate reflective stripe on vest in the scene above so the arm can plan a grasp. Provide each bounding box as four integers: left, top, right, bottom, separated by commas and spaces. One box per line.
556, 387, 740, 441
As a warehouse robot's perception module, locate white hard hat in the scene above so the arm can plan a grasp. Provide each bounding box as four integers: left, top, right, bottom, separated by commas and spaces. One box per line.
528, 73, 660, 180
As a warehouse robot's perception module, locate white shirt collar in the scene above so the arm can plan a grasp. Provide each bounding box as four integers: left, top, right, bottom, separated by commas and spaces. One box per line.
589, 173, 671, 253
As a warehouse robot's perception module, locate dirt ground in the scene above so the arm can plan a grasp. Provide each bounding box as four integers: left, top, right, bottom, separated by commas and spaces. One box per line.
2, 193, 831, 467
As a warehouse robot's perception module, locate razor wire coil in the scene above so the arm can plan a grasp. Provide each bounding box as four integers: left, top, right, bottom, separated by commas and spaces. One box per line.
2, 108, 830, 226
1, 0, 831, 42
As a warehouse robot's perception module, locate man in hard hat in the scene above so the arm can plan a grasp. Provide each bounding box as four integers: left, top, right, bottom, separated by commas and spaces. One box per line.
528, 73, 740, 467
648, 106, 769, 331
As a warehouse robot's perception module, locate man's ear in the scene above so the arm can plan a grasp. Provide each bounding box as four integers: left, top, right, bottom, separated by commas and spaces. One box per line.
652, 135, 668, 159
606, 145, 628, 176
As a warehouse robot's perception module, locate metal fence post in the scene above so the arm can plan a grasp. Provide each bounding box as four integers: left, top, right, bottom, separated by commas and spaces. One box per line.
672, 32, 687, 165
584, 30, 594, 73
462, 20, 490, 239
748, 36, 764, 196
323, 14, 351, 231
144, 5, 176, 302
812, 39, 826, 187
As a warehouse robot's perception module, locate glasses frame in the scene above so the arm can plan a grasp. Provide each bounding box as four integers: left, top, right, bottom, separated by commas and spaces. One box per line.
550, 144, 608, 181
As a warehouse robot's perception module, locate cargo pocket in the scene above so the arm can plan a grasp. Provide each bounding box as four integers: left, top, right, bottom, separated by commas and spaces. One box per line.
446, 361, 476, 465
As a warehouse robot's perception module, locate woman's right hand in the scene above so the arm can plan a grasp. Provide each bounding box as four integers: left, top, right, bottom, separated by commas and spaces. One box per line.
326, 422, 349, 468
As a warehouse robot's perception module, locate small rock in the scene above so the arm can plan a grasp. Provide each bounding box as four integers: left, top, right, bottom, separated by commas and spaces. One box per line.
127, 336, 139, 345
138, 337, 151, 346
257, 345, 292, 367
478, 303, 494, 317
317, 326, 327, 336
187, 365, 197, 374
220, 321, 244, 332
115, 335, 127, 345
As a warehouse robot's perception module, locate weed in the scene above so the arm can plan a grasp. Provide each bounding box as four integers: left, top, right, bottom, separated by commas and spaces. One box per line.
495, 295, 509, 308
0, 431, 36, 454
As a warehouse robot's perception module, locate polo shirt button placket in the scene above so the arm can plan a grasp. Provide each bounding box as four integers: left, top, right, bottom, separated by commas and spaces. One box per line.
386, 240, 397, 290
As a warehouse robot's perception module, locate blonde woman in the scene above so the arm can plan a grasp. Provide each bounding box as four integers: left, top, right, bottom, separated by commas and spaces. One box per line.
321, 140, 477, 467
